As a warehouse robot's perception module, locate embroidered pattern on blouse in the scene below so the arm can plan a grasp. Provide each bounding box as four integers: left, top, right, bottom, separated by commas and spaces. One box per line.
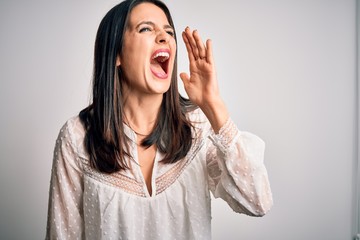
79, 128, 206, 197
155, 125, 207, 195
155, 136, 205, 195
211, 118, 238, 152
81, 159, 146, 197
155, 160, 187, 195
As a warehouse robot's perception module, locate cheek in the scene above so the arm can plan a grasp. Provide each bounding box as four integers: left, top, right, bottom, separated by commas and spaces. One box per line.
170, 40, 177, 65
122, 44, 147, 69
172, 39, 177, 52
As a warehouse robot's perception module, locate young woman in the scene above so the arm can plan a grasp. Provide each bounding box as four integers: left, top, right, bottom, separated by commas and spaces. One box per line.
46, 0, 273, 239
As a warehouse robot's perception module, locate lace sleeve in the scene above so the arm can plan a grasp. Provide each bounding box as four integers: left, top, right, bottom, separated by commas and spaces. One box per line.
46, 120, 84, 239
207, 118, 273, 216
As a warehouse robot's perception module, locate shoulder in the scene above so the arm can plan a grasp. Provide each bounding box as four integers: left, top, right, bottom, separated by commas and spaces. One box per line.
56, 115, 88, 159
59, 115, 86, 140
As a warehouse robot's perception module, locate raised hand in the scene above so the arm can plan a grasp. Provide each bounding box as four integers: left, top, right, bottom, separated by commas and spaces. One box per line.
180, 27, 218, 108
180, 27, 229, 133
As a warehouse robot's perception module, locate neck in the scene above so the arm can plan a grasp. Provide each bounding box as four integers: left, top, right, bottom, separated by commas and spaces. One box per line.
122, 92, 163, 135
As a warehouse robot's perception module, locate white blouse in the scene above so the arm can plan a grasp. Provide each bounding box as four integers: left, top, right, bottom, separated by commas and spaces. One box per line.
46, 109, 273, 240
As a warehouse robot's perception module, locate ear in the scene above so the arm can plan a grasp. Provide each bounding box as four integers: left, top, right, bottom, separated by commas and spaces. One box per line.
116, 55, 121, 67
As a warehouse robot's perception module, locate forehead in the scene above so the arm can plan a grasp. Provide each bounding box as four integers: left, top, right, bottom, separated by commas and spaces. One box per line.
128, 2, 170, 27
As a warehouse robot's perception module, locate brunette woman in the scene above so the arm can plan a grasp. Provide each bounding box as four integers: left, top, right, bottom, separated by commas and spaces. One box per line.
46, 0, 273, 239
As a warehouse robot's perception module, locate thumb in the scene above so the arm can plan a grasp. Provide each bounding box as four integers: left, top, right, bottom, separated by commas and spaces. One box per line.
179, 72, 190, 87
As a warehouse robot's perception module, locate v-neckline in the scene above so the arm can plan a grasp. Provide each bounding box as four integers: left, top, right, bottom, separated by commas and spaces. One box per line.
136, 145, 158, 197
125, 124, 159, 197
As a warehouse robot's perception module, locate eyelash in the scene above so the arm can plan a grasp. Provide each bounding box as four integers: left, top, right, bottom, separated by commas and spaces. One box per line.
139, 27, 152, 33
139, 27, 175, 37
166, 31, 175, 37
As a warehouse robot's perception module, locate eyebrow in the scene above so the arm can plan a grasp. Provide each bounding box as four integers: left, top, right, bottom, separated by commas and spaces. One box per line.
135, 21, 174, 31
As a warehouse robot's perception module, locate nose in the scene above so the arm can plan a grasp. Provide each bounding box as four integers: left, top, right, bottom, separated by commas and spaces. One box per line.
156, 29, 170, 44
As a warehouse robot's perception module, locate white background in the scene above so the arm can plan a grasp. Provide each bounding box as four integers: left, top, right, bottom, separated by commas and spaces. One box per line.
0, 0, 357, 239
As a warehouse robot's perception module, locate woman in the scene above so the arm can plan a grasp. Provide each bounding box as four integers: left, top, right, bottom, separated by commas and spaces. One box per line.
46, 0, 273, 239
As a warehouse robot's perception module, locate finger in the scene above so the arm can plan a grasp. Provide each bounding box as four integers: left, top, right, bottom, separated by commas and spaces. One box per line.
206, 39, 214, 64
179, 72, 190, 86
182, 31, 195, 62
185, 27, 200, 60
193, 30, 206, 60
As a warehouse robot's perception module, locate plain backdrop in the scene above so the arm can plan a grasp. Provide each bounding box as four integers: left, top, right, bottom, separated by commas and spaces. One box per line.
0, 0, 357, 239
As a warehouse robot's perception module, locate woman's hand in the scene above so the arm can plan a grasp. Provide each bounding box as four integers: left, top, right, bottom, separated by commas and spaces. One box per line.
180, 27, 218, 108
180, 27, 229, 133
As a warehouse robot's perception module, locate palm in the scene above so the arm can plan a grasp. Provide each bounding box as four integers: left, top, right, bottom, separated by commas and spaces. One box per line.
180, 28, 220, 108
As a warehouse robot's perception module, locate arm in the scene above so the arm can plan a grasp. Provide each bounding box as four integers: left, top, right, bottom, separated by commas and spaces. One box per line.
46, 120, 84, 239
181, 27, 273, 216
206, 118, 273, 216
180, 27, 228, 133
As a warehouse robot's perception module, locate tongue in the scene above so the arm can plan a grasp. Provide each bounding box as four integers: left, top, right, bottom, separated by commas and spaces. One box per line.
150, 61, 167, 78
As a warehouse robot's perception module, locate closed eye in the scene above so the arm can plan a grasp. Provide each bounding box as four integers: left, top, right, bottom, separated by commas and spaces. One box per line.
166, 30, 175, 37
139, 27, 152, 33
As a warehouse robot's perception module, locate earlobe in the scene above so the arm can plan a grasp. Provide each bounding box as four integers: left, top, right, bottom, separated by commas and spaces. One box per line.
116, 56, 121, 67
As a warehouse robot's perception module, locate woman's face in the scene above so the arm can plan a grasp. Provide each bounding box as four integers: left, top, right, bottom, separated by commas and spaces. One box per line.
118, 2, 176, 96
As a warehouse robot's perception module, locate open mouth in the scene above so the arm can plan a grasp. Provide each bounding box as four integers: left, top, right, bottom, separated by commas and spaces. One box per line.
150, 49, 170, 79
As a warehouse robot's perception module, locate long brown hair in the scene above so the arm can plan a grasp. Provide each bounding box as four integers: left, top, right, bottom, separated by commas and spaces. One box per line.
79, 0, 195, 173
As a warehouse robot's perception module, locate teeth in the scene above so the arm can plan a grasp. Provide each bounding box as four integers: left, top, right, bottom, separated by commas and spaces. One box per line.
152, 52, 170, 62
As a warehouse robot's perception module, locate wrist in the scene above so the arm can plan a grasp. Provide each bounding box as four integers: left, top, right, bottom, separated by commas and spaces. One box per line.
199, 98, 229, 133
